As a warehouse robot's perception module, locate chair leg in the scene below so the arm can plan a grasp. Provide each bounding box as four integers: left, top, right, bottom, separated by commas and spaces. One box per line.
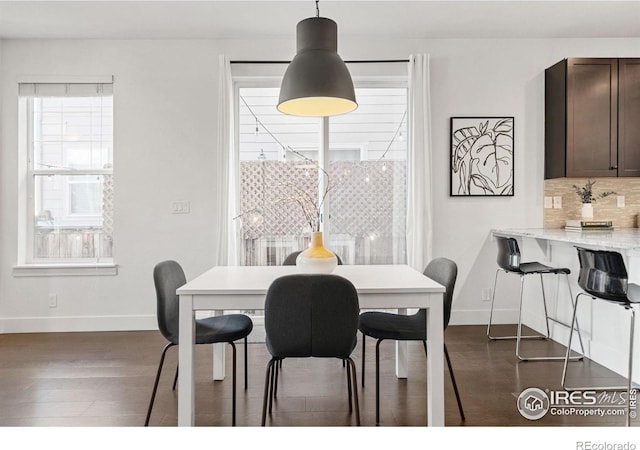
346, 358, 353, 412
375, 339, 383, 426
563, 294, 633, 392
540, 273, 552, 337
172, 340, 249, 394
361, 333, 366, 387
561, 293, 583, 389
422, 340, 466, 421
444, 344, 465, 421
229, 341, 237, 426
564, 275, 585, 359
626, 307, 635, 427
144, 342, 175, 426
487, 270, 545, 341
515, 273, 585, 361
244, 337, 248, 390
515, 273, 553, 360
172, 365, 178, 391
346, 357, 361, 426
515, 275, 530, 359
486, 268, 504, 339
261, 358, 276, 426
273, 358, 279, 399
269, 358, 278, 413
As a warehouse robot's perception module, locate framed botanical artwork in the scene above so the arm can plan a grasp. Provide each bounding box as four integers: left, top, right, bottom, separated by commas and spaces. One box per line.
450, 117, 514, 197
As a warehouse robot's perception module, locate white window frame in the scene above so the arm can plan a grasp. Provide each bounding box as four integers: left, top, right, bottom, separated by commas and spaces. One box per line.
233, 68, 408, 263
14, 77, 117, 276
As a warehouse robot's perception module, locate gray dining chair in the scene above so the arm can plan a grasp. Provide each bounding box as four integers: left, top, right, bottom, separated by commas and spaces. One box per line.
145, 260, 253, 426
358, 257, 464, 425
261, 273, 360, 426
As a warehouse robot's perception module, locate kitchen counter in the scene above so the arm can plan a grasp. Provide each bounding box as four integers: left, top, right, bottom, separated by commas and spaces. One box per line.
491, 227, 640, 253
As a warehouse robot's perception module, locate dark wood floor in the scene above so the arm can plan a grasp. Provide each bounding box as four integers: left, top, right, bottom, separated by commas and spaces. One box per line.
0, 325, 636, 428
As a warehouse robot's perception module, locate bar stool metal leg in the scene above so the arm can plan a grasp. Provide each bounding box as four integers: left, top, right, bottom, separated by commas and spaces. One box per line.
626, 307, 635, 427
487, 269, 547, 341
517, 273, 585, 361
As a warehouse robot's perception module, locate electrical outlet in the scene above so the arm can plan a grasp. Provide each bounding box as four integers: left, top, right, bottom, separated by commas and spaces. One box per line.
171, 200, 190, 214
617, 195, 625, 208
48, 293, 57, 308
481, 287, 492, 302
544, 197, 553, 209
553, 196, 562, 209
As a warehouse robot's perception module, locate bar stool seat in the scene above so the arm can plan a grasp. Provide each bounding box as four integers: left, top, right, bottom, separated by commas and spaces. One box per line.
487, 236, 584, 361
517, 262, 571, 275
562, 247, 639, 426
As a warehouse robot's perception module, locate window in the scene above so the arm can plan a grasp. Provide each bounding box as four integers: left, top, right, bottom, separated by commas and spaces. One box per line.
18, 82, 114, 265
236, 81, 407, 266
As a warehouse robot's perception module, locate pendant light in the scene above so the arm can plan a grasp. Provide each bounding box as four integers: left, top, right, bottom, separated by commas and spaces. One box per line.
278, 1, 357, 117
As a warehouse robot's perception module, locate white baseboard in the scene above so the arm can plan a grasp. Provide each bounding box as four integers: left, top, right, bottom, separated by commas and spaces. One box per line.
0, 314, 268, 344
449, 308, 519, 326
0, 315, 157, 333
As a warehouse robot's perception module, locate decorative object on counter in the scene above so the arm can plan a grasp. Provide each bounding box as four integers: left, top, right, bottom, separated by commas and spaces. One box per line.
581, 202, 593, 219
572, 179, 616, 219
450, 117, 514, 197
565, 220, 613, 232
295, 231, 338, 273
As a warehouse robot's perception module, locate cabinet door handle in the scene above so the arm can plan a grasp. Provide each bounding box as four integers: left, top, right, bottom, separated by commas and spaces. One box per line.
610, 166, 618, 170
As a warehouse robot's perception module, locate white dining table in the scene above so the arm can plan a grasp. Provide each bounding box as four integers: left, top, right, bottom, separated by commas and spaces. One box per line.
176, 264, 445, 426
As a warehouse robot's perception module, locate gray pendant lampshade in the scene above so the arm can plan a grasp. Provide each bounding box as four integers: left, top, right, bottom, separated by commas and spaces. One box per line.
278, 16, 357, 117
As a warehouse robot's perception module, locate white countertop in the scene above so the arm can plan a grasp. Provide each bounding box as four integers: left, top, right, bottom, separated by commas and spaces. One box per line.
492, 228, 640, 252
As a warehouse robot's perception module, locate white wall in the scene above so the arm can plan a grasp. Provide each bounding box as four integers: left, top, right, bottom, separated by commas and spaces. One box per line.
1, 37, 640, 334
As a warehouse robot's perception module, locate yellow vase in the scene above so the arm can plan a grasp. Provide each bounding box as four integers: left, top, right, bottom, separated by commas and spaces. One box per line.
296, 232, 338, 273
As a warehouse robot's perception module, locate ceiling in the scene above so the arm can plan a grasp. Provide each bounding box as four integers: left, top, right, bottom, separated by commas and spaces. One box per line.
1, 0, 639, 40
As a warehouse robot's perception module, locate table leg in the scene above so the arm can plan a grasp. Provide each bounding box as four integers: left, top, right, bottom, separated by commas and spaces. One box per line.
178, 294, 196, 426
396, 308, 408, 378
213, 310, 226, 380
426, 293, 445, 426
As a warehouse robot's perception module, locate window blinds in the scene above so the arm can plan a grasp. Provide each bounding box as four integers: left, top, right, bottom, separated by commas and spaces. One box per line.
18, 82, 113, 98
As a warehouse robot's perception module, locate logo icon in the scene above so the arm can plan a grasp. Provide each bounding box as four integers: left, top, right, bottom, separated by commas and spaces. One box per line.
517, 387, 550, 420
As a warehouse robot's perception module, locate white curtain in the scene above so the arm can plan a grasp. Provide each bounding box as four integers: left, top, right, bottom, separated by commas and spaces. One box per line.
214, 55, 240, 266
406, 54, 433, 271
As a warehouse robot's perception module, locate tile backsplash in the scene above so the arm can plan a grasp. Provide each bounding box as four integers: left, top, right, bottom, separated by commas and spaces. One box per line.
544, 178, 640, 228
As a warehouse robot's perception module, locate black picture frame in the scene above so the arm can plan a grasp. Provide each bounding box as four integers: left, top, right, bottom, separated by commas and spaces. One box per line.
450, 116, 514, 197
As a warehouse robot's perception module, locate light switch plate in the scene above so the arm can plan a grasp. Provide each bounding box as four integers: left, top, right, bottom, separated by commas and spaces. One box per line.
553, 196, 562, 209
617, 195, 625, 208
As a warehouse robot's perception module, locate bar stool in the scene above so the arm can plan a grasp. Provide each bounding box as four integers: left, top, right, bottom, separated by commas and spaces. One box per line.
487, 236, 585, 361
561, 247, 639, 427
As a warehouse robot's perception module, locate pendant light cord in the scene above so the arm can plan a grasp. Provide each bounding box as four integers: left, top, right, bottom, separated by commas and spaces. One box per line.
315, 0, 320, 17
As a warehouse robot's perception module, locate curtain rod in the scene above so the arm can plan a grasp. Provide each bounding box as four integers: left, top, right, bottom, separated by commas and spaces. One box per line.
230, 59, 409, 64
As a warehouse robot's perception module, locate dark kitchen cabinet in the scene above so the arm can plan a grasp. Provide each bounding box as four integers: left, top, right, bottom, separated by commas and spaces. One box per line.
618, 59, 640, 177
545, 58, 640, 179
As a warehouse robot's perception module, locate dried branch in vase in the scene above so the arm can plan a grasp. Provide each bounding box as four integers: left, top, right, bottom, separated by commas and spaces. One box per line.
234, 147, 337, 233
572, 179, 616, 204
